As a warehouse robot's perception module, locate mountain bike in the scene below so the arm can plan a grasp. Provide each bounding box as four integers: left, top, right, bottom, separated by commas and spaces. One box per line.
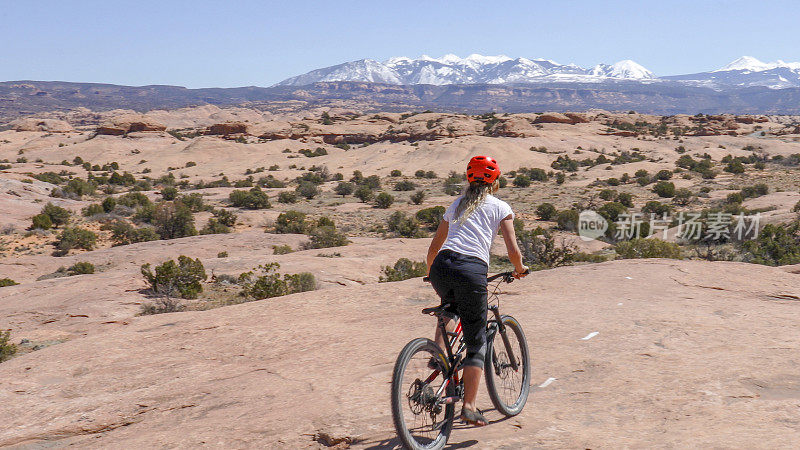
390, 271, 531, 450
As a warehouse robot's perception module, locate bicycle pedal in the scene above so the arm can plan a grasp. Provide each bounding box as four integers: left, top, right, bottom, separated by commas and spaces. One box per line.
439, 396, 461, 405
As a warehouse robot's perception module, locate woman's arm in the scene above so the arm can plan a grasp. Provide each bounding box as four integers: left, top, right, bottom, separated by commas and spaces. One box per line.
498, 215, 528, 277
427, 220, 449, 273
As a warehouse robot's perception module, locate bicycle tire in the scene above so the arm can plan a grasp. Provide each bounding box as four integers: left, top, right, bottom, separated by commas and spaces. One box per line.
391, 338, 455, 450
484, 315, 531, 416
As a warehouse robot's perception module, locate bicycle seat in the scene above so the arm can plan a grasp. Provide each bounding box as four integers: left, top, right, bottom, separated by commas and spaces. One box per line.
421, 303, 453, 316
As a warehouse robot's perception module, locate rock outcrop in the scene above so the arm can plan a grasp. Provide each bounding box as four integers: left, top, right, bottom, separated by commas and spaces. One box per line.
96, 115, 166, 135
533, 112, 588, 125
10, 118, 73, 133
205, 122, 249, 135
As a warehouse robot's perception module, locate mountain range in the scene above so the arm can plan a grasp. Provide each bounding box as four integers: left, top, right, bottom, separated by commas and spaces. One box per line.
276, 55, 800, 89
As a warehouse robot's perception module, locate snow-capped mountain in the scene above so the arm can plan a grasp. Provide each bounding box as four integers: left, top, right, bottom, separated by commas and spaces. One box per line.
665, 56, 800, 89
276, 54, 800, 90
275, 54, 655, 87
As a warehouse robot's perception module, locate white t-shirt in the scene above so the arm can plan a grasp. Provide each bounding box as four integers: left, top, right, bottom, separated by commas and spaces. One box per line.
441, 194, 514, 265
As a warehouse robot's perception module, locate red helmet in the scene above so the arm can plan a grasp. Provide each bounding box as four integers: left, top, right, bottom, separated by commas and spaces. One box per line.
466, 155, 500, 184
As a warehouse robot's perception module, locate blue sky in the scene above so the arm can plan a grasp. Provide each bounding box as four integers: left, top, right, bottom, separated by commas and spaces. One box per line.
2, 0, 797, 88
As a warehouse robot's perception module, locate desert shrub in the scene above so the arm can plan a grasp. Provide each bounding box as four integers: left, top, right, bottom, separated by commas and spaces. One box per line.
239, 262, 317, 299
278, 191, 297, 203
0, 278, 19, 287
655, 169, 673, 180
740, 183, 769, 199
497, 176, 508, 188
117, 192, 152, 209
67, 261, 95, 275
152, 202, 197, 239
272, 244, 293, 255
299, 147, 327, 157
379, 258, 427, 282
793, 200, 800, 213
653, 181, 675, 198
296, 182, 320, 199
141, 255, 206, 299
161, 186, 178, 200
555, 172, 565, 184
275, 211, 308, 234
642, 201, 671, 216
535, 203, 557, 221
387, 211, 420, 237
361, 175, 381, 190
102, 220, 160, 245
615, 238, 682, 259
285, 272, 317, 293
551, 155, 579, 172
42, 203, 70, 227
394, 180, 416, 191
556, 209, 579, 231
354, 186, 374, 203
599, 189, 616, 201
673, 188, 693, 205
512, 175, 531, 187
334, 181, 355, 197
414, 170, 426, 178
258, 175, 286, 188
0, 330, 16, 363
726, 192, 744, 204
617, 193, 634, 207
200, 218, 230, 235
606, 178, 620, 186
390, 169, 402, 177
82, 203, 104, 217
212, 208, 237, 227
375, 192, 394, 208
229, 187, 271, 209
31, 213, 53, 230
740, 222, 800, 266
217, 252, 228, 258
724, 160, 745, 174
597, 202, 627, 223
410, 190, 425, 205
63, 178, 96, 197
517, 227, 576, 269
301, 226, 349, 249
56, 227, 97, 253
416, 206, 445, 230
350, 170, 364, 184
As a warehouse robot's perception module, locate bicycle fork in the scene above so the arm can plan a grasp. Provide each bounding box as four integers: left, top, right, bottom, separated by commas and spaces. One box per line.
488, 305, 519, 372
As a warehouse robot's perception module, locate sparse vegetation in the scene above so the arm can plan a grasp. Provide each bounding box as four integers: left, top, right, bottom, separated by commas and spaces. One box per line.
379, 258, 427, 282
615, 239, 682, 259
0, 330, 17, 363
141, 255, 207, 300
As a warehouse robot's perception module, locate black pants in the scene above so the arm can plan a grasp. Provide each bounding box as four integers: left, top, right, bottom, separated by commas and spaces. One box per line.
428, 249, 488, 369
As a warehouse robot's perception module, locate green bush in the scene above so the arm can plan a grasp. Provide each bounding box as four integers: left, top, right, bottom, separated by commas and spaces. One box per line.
141, 255, 207, 299
82, 203, 104, 217
56, 227, 97, 252
295, 181, 320, 199
375, 192, 394, 209
152, 202, 197, 239
272, 244, 293, 255
653, 181, 676, 198
354, 186, 374, 203
673, 188, 693, 205
617, 193, 634, 207
278, 191, 297, 203
599, 189, 617, 201
741, 222, 800, 266
64, 178, 96, 197
238, 262, 317, 299
379, 258, 427, 282
117, 192, 152, 209
535, 203, 557, 221
275, 211, 308, 234
361, 175, 381, 190
0, 330, 16, 363
229, 187, 271, 209
724, 160, 745, 174
67, 261, 95, 275
31, 213, 53, 230
302, 226, 349, 249
200, 218, 230, 235
394, 180, 416, 191
655, 169, 673, 180
390, 169, 402, 177
410, 190, 425, 205
212, 208, 237, 227
43, 203, 70, 227
726, 192, 744, 204
517, 227, 576, 269
258, 175, 286, 188
0, 278, 19, 287
102, 221, 160, 246
416, 206, 445, 230
642, 201, 671, 216
551, 155, 579, 172
387, 211, 420, 237
497, 176, 508, 188
161, 186, 178, 200
512, 175, 531, 187
741, 183, 769, 199
598, 202, 627, 222
414, 170, 426, 178
615, 238, 682, 259
334, 181, 355, 197
556, 209, 579, 231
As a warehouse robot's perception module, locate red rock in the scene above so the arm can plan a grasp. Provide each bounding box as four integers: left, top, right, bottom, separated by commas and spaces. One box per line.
206, 122, 249, 135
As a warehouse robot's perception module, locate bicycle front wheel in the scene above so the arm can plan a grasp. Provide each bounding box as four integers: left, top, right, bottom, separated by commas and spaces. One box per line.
391, 338, 455, 450
484, 314, 531, 416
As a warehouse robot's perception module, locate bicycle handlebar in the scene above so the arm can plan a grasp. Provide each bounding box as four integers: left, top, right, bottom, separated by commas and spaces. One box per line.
423, 269, 529, 284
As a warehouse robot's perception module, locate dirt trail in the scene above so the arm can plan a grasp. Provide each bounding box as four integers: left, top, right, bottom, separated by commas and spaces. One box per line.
2, 259, 799, 448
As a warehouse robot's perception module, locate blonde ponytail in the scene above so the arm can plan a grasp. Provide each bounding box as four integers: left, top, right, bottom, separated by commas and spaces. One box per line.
453, 180, 499, 225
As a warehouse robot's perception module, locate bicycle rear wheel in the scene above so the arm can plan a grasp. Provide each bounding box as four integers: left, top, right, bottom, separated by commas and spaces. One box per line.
484, 314, 530, 416
391, 338, 455, 450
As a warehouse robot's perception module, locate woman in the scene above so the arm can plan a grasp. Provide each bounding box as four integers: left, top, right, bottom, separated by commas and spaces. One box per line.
426, 155, 528, 427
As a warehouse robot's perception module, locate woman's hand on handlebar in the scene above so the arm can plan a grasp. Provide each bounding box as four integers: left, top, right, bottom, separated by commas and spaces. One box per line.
513, 266, 529, 279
